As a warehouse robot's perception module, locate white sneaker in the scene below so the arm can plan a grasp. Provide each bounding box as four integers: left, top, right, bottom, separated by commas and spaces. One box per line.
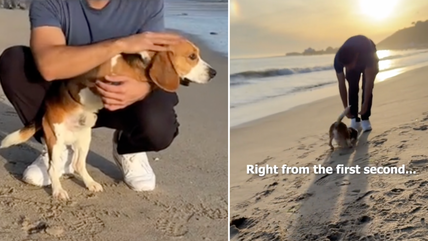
22, 147, 74, 187
361, 120, 372, 132
350, 118, 361, 131
112, 130, 156, 191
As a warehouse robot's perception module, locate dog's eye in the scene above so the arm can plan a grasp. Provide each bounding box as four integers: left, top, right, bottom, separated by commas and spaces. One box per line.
189, 53, 197, 60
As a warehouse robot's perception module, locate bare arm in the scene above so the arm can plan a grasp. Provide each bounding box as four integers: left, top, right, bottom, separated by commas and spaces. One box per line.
334, 52, 348, 108
337, 72, 348, 108
30, 26, 123, 81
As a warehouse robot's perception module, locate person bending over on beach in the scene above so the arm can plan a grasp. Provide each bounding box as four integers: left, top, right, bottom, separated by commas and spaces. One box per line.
0, 0, 183, 191
334, 35, 379, 132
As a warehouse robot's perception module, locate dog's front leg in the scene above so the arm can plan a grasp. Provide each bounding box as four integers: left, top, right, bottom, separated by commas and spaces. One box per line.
47, 140, 69, 200
70, 145, 79, 172
74, 128, 103, 192
329, 134, 334, 151
43, 120, 69, 200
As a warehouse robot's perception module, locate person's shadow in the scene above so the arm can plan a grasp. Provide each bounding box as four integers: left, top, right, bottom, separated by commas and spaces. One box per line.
288, 130, 372, 240
0, 101, 122, 194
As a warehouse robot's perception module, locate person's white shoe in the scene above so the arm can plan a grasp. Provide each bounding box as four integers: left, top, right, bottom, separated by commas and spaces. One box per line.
112, 130, 156, 191
350, 118, 361, 131
22, 147, 74, 187
361, 120, 372, 132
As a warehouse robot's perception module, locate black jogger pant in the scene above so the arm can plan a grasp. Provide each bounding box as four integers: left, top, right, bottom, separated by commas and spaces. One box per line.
345, 69, 373, 122
0, 46, 180, 155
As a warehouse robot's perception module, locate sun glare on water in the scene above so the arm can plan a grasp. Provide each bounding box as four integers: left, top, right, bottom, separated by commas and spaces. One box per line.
360, 0, 398, 20
376, 50, 391, 59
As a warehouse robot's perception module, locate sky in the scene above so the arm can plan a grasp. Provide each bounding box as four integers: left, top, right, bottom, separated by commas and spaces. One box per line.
230, 0, 428, 58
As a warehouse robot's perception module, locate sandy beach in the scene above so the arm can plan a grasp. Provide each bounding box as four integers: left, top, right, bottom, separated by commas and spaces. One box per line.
0, 2, 228, 240
230, 65, 428, 240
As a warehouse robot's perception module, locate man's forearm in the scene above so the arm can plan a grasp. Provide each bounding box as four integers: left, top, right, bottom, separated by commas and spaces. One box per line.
337, 73, 348, 108
339, 83, 348, 108
33, 39, 123, 81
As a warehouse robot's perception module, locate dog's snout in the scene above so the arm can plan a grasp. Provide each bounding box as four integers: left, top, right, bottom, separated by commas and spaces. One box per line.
208, 68, 217, 78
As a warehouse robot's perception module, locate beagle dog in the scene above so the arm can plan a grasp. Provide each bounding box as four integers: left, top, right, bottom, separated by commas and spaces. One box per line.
0, 39, 216, 200
328, 106, 358, 151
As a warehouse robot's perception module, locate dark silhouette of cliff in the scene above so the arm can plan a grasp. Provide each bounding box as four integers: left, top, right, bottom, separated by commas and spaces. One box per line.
285, 46, 339, 56
377, 20, 428, 50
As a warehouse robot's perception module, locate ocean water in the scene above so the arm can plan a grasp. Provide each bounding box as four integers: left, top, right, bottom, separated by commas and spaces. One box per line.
231, 49, 428, 127
165, 0, 228, 56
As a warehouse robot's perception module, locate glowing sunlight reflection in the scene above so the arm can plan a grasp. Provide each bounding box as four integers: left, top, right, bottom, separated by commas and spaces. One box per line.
378, 59, 392, 72
376, 50, 391, 60
376, 68, 406, 82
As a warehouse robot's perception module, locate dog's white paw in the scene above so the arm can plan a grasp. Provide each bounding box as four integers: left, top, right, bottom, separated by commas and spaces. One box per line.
52, 189, 70, 200
87, 181, 103, 192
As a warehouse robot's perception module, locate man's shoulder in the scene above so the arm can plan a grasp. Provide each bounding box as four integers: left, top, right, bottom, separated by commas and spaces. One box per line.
29, 0, 66, 15
342, 35, 373, 50
343, 35, 366, 44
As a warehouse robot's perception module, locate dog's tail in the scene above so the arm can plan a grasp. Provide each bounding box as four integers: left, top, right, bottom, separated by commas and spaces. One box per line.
334, 105, 351, 127
0, 122, 40, 149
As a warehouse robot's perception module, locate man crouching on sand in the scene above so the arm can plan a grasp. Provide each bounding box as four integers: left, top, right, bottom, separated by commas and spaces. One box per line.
334, 35, 379, 132
0, 0, 183, 191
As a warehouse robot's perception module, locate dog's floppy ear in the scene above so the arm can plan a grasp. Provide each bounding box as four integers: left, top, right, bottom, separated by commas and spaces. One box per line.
148, 51, 180, 92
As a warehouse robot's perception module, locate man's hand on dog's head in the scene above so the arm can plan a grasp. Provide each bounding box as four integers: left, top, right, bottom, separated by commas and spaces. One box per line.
117, 32, 184, 53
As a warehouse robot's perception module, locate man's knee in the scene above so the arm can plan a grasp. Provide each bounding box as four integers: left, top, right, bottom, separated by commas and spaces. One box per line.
142, 112, 179, 151
136, 91, 179, 152
132, 101, 179, 152
0, 45, 49, 125
0, 45, 27, 68
147, 128, 178, 152
112, 90, 180, 154
0, 45, 29, 87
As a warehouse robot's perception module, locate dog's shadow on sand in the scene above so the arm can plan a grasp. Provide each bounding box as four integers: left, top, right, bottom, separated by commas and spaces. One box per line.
288, 130, 372, 240
0, 101, 122, 195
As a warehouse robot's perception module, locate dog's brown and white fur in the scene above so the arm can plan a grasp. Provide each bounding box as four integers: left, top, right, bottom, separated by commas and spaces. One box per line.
0, 39, 216, 200
328, 106, 359, 151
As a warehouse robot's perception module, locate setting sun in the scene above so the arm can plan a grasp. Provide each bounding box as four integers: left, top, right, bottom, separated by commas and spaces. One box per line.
360, 0, 399, 20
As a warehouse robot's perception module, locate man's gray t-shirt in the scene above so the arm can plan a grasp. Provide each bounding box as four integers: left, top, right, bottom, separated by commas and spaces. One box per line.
334, 35, 378, 74
29, 0, 165, 46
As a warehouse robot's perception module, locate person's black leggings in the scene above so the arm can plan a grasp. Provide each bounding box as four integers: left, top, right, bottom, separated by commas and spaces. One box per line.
0, 46, 180, 155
